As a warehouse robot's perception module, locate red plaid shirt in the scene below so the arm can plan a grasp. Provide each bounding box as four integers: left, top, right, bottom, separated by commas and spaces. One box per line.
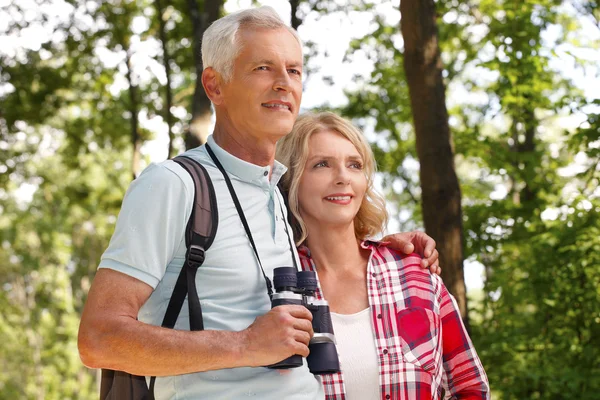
298, 241, 490, 400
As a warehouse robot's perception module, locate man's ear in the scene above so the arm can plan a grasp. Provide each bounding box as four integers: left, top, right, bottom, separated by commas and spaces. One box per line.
201, 67, 223, 105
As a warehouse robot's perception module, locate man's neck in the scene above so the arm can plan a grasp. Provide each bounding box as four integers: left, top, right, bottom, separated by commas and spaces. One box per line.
212, 123, 277, 167
304, 223, 367, 275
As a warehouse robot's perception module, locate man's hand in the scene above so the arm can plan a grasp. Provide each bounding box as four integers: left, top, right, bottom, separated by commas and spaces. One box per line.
382, 231, 440, 275
240, 305, 313, 367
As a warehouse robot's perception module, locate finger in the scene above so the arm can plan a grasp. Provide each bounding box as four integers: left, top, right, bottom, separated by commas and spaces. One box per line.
293, 318, 314, 336
291, 341, 310, 358
427, 249, 439, 268
294, 330, 312, 346
423, 235, 436, 259
382, 234, 414, 254
285, 305, 313, 321
403, 242, 415, 254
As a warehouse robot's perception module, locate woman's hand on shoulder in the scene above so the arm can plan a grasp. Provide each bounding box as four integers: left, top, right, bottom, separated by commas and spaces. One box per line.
381, 231, 440, 275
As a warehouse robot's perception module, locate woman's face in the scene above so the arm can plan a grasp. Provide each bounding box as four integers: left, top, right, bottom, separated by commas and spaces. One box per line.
297, 129, 368, 231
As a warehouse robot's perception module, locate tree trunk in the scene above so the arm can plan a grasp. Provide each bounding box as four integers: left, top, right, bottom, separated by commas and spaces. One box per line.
400, 0, 469, 328
290, 0, 302, 30
509, 105, 537, 206
155, 0, 175, 158
185, 0, 223, 150
125, 50, 141, 179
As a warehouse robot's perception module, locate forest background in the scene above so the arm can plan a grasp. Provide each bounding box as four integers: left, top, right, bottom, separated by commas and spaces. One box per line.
1, 0, 599, 399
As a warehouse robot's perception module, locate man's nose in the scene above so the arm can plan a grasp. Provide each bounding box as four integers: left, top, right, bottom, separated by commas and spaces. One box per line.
272, 69, 293, 92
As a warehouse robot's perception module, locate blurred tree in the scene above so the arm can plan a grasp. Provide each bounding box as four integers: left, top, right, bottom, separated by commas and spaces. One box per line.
400, 0, 469, 323
0, 0, 139, 397
154, 0, 176, 158
455, 1, 600, 397
185, 0, 223, 149
94, 0, 146, 178
339, 0, 600, 397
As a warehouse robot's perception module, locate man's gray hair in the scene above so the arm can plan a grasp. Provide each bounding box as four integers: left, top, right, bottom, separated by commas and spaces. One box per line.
201, 6, 302, 82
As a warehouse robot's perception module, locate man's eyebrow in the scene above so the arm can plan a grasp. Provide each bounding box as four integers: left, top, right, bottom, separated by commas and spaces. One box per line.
254, 59, 275, 66
252, 59, 303, 69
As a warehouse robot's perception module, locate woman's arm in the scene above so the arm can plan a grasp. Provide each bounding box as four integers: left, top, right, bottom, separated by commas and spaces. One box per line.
437, 279, 490, 399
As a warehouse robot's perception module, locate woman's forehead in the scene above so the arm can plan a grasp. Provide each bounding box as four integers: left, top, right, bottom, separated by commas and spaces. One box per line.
308, 130, 362, 156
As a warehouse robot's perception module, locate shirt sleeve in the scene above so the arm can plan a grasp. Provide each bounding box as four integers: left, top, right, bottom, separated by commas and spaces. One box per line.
435, 276, 490, 399
98, 162, 193, 289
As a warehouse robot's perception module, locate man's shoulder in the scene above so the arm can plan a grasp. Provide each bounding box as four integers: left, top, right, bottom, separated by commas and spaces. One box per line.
137, 146, 214, 190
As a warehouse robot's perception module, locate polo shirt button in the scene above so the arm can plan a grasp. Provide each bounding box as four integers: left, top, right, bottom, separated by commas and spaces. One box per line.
263, 171, 268, 176
385, 395, 390, 399
377, 314, 382, 319
371, 272, 377, 277
383, 349, 388, 355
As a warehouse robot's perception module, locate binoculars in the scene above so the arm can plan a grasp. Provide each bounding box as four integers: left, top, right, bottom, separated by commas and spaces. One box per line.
267, 266, 340, 375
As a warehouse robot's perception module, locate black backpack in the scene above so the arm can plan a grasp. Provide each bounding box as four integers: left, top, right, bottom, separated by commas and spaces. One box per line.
99, 155, 218, 400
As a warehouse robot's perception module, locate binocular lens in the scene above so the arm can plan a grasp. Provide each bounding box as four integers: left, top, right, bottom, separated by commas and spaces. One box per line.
297, 271, 318, 292
273, 266, 298, 290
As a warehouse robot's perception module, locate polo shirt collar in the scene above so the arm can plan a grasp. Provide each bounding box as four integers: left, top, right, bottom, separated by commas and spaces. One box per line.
206, 134, 287, 186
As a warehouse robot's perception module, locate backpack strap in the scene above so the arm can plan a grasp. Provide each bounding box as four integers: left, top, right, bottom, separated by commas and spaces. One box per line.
148, 155, 218, 397
160, 155, 218, 330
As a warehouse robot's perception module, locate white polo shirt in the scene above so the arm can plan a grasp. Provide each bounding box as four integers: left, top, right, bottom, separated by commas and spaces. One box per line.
99, 135, 323, 400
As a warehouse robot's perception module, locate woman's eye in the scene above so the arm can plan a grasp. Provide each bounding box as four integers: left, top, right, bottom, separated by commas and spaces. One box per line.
314, 161, 328, 168
349, 162, 363, 169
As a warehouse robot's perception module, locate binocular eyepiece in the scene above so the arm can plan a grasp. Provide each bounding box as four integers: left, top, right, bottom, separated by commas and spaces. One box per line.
268, 267, 340, 375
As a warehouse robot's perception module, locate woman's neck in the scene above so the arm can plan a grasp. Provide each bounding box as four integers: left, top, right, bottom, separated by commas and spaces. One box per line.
304, 224, 366, 275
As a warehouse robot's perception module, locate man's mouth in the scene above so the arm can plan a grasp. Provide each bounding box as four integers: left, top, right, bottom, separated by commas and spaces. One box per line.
261, 102, 291, 111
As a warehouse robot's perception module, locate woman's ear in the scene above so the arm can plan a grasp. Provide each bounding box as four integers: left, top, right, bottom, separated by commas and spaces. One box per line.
201, 67, 223, 105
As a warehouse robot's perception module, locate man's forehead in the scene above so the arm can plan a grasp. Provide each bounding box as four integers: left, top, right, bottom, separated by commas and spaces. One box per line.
237, 26, 303, 61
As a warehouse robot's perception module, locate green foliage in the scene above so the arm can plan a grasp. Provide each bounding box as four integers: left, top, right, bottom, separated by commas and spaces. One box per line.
471, 201, 600, 399
0, 0, 148, 397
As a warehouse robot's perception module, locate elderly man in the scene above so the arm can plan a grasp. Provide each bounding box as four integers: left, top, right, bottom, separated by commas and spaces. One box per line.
78, 6, 439, 399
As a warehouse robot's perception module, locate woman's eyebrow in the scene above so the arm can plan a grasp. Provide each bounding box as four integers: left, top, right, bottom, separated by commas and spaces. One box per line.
307, 154, 363, 162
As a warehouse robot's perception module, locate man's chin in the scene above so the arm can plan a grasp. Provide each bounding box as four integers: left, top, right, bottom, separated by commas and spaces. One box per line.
270, 122, 295, 137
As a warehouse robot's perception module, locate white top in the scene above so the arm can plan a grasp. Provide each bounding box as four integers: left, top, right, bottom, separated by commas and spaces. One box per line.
331, 308, 380, 400
98, 135, 322, 399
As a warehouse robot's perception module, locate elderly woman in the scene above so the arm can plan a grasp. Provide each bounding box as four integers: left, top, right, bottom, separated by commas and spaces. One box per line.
276, 112, 489, 400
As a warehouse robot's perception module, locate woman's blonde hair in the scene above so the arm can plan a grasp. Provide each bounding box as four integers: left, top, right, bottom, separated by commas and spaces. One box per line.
276, 112, 388, 245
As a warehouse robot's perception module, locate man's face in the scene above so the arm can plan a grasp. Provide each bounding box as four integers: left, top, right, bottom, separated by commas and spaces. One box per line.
219, 27, 303, 143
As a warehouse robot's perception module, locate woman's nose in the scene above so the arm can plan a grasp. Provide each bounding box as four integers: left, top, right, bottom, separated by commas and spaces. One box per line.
335, 167, 350, 185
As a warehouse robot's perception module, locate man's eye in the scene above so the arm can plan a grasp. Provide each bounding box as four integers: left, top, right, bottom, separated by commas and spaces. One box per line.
256, 66, 268, 71
288, 69, 302, 76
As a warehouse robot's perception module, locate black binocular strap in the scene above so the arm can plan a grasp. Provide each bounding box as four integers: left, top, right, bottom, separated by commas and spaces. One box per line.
276, 192, 300, 272
205, 143, 274, 300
